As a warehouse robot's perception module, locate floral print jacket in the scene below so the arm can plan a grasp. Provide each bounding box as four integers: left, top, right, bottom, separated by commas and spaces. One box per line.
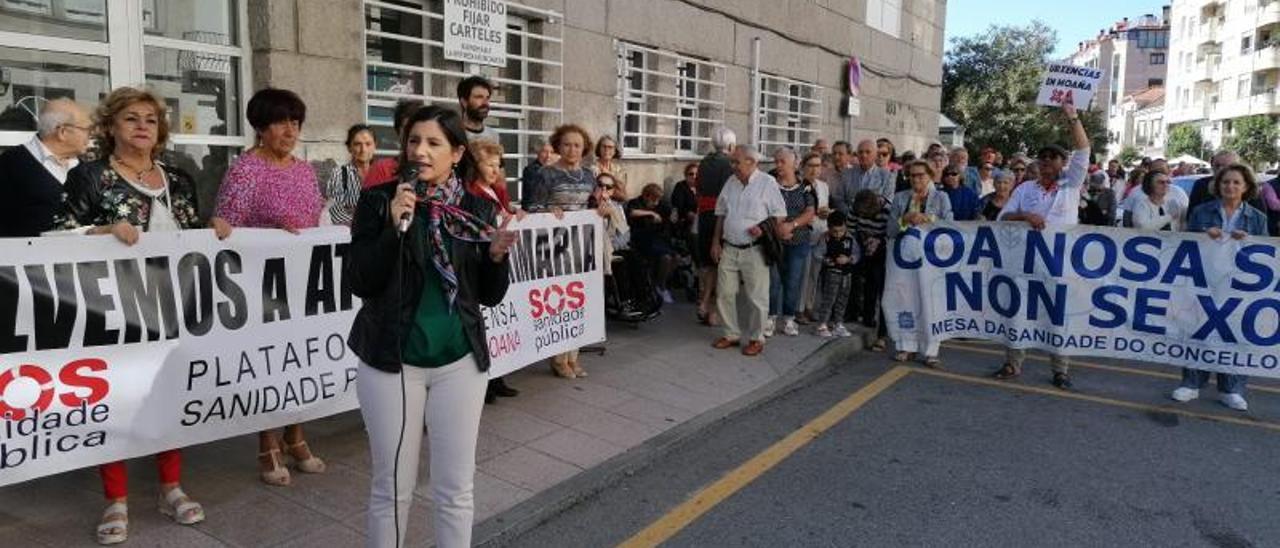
57, 159, 203, 231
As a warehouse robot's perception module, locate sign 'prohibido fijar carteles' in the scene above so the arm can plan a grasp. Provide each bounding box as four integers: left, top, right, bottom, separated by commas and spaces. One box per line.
444, 0, 508, 67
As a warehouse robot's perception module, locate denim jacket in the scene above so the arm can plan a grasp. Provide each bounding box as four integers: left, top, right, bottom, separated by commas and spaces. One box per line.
1186, 199, 1268, 236
888, 188, 953, 239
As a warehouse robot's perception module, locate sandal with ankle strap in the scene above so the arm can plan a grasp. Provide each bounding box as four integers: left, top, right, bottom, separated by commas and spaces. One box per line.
258, 448, 291, 486
286, 441, 326, 474
158, 487, 204, 525
96, 501, 128, 545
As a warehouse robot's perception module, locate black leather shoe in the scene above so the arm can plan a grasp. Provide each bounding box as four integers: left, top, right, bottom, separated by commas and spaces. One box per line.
491, 378, 519, 398
484, 388, 497, 404
1052, 372, 1073, 390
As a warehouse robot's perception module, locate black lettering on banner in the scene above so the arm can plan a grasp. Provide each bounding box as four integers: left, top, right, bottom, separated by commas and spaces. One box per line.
114, 257, 180, 343
513, 229, 535, 283
26, 263, 76, 350
178, 252, 215, 336
261, 257, 290, 323
77, 261, 119, 347
553, 226, 570, 276
534, 230, 552, 279
581, 223, 596, 273
333, 242, 354, 311
0, 266, 29, 353
305, 245, 336, 316
216, 250, 248, 330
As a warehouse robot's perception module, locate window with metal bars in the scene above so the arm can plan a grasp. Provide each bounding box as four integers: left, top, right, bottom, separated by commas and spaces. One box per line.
616, 41, 725, 159
756, 73, 821, 153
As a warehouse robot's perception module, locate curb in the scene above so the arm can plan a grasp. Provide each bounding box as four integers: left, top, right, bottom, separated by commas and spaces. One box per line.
473, 336, 866, 547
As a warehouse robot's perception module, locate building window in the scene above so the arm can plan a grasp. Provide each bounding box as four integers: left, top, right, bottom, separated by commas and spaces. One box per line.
1150, 52, 1165, 65
1242, 35, 1253, 55
1238, 76, 1250, 99
1148, 78, 1164, 87
615, 41, 725, 159
865, 0, 902, 39
363, 0, 564, 187
0, 0, 252, 216
1133, 29, 1168, 49
756, 73, 821, 153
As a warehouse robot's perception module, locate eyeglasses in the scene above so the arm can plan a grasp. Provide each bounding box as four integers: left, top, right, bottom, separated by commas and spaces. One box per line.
803, 162, 822, 168
60, 123, 92, 133
944, 172, 959, 177
878, 152, 891, 157
1012, 167, 1026, 172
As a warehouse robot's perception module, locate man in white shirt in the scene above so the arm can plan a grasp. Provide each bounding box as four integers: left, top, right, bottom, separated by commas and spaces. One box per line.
994, 100, 1090, 389
0, 98, 91, 237
710, 146, 794, 357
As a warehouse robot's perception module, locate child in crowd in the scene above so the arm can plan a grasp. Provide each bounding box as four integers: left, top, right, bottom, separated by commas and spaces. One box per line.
849, 189, 890, 350
812, 210, 861, 337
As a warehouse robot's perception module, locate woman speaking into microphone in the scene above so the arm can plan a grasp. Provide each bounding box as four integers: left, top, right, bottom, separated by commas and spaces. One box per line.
346, 104, 515, 548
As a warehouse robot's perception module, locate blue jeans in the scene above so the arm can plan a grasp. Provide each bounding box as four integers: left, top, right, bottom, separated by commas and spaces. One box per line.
1180, 368, 1246, 395
769, 242, 812, 317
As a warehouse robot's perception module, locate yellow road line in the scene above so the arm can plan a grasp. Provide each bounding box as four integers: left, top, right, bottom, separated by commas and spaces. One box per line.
911, 367, 1280, 432
617, 366, 912, 548
942, 342, 1280, 395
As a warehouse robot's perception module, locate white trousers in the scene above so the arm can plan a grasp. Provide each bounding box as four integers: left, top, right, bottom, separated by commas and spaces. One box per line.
357, 355, 488, 548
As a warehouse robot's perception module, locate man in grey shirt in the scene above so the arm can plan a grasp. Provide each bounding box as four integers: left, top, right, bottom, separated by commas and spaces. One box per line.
458, 75, 501, 144
831, 139, 894, 215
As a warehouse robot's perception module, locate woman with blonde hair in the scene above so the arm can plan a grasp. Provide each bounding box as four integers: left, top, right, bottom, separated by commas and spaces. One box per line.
59, 86, 231, 545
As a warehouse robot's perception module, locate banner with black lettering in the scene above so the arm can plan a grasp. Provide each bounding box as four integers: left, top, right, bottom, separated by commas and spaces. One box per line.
883, 222, 1280, 375
0, 214, 604, 486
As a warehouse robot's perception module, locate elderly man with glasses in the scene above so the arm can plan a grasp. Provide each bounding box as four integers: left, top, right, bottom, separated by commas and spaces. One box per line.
991, 101, 1091, 390
831, 139, 895, 217
0, 98, 93, 237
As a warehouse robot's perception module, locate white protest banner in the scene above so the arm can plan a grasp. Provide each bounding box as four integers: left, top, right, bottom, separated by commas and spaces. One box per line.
0, 216, 604, 486
1035, 63, 1103, 108
883, 222, 1280, 376
483, 210, 607, 378
443, 0, 508, 67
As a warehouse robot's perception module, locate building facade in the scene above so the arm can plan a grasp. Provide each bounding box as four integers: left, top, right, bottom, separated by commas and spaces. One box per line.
1066, 8, 1171, 159
1166, 0, 1280, 151
1109, 86, 1166, 158
0, 0, 946, 206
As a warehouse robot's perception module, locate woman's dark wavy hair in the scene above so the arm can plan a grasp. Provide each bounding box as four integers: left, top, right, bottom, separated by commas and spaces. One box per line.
397, 105, 475, 183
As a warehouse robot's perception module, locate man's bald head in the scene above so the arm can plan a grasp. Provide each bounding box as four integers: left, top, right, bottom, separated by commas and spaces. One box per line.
855, 139, 876, 169
36, 98, 92, 158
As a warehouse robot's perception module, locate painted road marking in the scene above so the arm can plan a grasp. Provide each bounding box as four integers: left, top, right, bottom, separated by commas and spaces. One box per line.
616, 366, 913, 548
942, 342, 1280, 395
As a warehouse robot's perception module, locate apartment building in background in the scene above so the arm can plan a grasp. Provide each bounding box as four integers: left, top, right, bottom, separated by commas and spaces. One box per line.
1166, 0, 1280, 152
0, 0, 947, 210
1066, 7, 1171, 159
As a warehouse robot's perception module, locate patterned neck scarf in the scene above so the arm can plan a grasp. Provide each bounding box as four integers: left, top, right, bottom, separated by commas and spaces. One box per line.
417, 174, 493, 308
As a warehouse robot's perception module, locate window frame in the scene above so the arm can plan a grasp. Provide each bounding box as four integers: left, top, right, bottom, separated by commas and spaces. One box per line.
755, 72, 822, 154
614, 40, 726, 160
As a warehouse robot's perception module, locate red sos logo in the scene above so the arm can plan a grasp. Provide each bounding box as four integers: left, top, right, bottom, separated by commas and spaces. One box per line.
0, 359, 110, 421
528, 281, 586, 319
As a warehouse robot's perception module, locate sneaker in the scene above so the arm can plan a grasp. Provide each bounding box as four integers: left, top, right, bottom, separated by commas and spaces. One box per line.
782, 318, 799, 336
816, 324, 833, 338
1170, 387, 1199, 402
1221, 393, 1248, 411
1051, 372, 1073, 390
763, 316, 776, 338
658, 289, 675, 304
832, 324, 852, 338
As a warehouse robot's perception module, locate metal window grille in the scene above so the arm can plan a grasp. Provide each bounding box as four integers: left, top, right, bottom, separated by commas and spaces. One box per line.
755, 73, 821, 153
616, 41, 725, 159
363, 0, 564, 187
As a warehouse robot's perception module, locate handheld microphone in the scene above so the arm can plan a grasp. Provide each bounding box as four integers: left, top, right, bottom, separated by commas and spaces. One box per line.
396, 163, 423, 234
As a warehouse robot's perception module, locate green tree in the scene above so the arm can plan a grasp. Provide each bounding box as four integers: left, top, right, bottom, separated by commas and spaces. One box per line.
942, 21, 1108, 157
1116, 146, 1141, 166
1225, 115, 1280, 170
1165, 124, 1205, 159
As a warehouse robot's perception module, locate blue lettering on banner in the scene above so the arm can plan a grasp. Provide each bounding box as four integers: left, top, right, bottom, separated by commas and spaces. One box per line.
897, 311, 915, 330
1231, 244, 1275, 291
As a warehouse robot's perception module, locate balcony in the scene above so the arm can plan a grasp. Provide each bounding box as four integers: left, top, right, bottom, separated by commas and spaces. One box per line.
1260, 0, 1280, 25
1197, 19, 1223, 45
1212, 91, 1280, 120
1193, 55, 1220, 81
1256, 43, 1280, 71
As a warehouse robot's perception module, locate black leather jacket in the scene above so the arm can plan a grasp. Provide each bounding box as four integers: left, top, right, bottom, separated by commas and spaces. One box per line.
346, 182, 511, 373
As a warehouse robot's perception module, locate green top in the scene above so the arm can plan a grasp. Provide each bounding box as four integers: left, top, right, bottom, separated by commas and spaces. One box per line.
402, 219, 472, 368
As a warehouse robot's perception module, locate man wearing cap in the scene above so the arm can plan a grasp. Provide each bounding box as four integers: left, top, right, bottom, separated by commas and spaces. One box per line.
991, 101, 1091, 390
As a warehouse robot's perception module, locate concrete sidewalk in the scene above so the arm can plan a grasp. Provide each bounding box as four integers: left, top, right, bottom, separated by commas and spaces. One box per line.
0, 303, 855, 547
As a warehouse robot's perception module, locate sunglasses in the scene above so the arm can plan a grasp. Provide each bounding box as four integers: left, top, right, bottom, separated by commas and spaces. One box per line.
878, 152, 890, 157
803, 162, 822, 168
944, 172, 959, 177
1012, 167, 1026, 172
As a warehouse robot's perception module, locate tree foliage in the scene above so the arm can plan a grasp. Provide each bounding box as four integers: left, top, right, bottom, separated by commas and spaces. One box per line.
1225, 115, 1279, 170
1165, 124, 1205, 159
1117, 146, 1141, 166
942, 21, 1108, 157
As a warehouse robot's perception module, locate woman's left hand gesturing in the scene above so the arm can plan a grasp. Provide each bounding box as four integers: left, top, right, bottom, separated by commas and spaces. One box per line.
489, 215, 517, 262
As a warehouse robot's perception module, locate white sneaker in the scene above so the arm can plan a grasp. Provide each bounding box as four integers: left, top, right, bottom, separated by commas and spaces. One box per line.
658, 289, 675, 304
816, 324, 833, 338
782, 318, 799, 336
832, 324, 852, 338
1170, 387, 1199, 402
763, 316, 776, 338
1221, 393, 1248, 411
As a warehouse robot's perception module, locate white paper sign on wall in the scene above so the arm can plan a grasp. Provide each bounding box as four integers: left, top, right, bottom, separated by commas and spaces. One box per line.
444, 0, 508, 67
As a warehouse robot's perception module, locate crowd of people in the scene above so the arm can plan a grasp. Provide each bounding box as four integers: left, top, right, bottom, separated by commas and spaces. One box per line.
1, 74, 1277, 547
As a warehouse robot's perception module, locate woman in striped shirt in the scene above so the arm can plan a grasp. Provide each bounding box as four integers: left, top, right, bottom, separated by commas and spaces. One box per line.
322, 124, 376, 225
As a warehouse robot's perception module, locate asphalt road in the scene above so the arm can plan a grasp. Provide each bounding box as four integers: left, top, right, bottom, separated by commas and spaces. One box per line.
499, 341, 1280, 547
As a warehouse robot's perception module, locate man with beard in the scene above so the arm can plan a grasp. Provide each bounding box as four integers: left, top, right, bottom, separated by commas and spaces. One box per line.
458, 75, 501, 144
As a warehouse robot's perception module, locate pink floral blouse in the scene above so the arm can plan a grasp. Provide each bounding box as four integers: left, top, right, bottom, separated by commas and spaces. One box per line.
215, 151, 323, 229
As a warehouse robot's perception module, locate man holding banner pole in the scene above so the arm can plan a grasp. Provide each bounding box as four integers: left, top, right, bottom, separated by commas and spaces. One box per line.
991, 100, 1090, 389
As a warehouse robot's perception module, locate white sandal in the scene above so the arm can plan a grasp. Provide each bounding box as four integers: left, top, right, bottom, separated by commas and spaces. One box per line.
96, 501, 128, 545
158, 487, 205, 525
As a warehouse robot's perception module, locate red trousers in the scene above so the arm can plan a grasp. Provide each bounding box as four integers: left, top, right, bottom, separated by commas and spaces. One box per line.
98, 449, 182, 500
